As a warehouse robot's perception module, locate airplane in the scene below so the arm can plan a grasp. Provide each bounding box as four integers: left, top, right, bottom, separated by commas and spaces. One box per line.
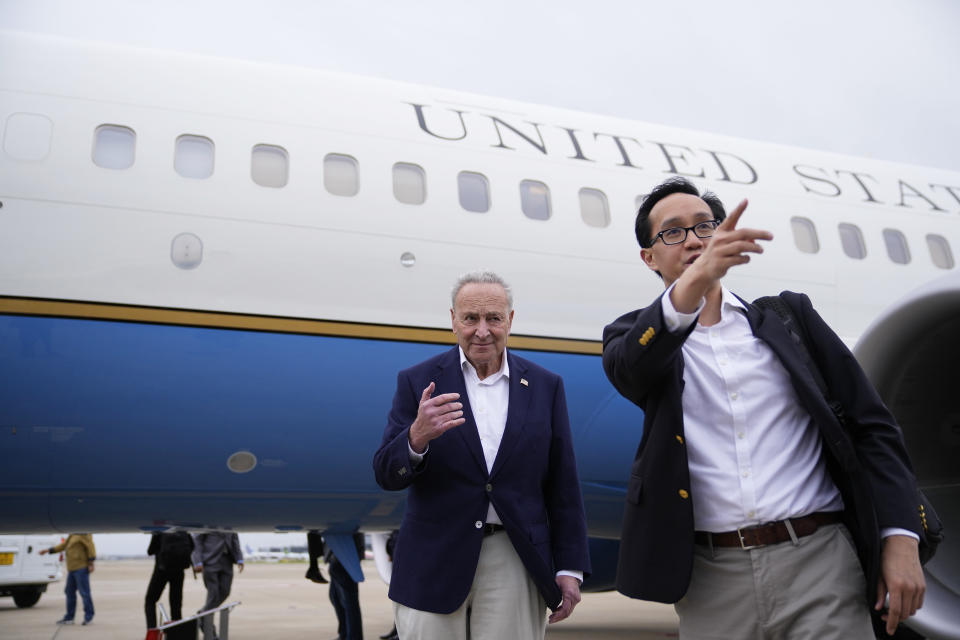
0, 30, 957, 637
243, 544, 308, 563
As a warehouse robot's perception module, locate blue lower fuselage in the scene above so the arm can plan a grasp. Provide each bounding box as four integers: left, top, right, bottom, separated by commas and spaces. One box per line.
0, 312, 641, 539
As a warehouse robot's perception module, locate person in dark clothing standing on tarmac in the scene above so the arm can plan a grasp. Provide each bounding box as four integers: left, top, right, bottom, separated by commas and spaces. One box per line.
144, 531, 194, 629
327, 532, 365, 640
305, 530, 329, 584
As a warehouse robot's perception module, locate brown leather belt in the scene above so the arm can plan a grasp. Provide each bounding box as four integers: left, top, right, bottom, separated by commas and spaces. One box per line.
482, 523, 505, 537
695, 511, 842, 549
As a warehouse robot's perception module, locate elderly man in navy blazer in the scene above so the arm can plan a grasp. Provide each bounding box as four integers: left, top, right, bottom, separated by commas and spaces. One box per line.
374, 271, 590, 640
603, 177, 926, 639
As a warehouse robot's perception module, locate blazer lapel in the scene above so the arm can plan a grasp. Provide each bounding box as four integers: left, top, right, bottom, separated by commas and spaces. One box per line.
436, 347, 488, 475
489, 352, 530, 479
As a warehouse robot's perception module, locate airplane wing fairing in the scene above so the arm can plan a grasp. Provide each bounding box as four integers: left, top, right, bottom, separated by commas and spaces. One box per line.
852, 274, 960, 634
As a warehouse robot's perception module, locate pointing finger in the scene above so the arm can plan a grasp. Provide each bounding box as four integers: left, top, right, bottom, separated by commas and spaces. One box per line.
719, 199, 748, 231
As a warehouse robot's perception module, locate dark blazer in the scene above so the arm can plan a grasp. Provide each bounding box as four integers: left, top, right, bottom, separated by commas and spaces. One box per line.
602, 290, 922, 605
148, 531, 194, 571
373, 346, 591, 614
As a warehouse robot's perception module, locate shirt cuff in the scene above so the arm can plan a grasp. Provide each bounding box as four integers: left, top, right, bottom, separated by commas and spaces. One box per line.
556, 570, 583, 584
407, 440, 427, 464
881, 527, 920, 542
661, 282, 703, 334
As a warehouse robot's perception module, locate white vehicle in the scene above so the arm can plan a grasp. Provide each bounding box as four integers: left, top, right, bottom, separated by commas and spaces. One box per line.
0, 535, 64, 608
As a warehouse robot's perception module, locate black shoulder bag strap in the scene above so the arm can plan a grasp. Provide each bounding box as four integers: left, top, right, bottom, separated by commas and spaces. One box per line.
752, 295, 846, 424
752, 295, 943, 564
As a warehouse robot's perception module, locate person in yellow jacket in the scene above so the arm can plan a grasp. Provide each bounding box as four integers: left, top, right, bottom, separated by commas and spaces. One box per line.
40, 534, 96, 625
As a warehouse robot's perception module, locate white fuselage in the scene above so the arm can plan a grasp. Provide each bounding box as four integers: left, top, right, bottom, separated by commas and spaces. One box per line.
2, 31, 958, 346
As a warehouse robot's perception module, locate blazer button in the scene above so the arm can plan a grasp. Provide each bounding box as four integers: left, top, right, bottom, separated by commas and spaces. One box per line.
475, 520, 483, 529
678, 489, 689, 499
485, 483, 493, 492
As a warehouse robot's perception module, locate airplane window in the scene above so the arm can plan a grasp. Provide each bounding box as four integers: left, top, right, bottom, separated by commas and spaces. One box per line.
3, 112, 52, 161
579, 188, 610, 227
251, 144, 288, 188
174, 135, 214, 179
458, 171, 490, 213
393, 162, 426, 204
926, 234, 954, 269
324, 153, 359, 196
882, 228, 911, 265
790, 216, 819, 254
838, 223, 866, 260
519, 180, 551, 220
93, 124, 136, 169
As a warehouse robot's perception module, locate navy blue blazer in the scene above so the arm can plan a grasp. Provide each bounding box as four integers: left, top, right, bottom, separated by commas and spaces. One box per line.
373, 347, 590, 614
602, 291, 922, 605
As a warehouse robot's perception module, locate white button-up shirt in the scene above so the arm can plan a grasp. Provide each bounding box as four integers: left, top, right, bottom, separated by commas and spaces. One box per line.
662, 285, 845, 532
459, 346, 511, 525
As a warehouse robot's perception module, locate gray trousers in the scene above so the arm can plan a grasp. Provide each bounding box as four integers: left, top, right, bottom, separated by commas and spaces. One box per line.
675, 523, 874, 639
394, 530, 547, 640
201, 558, 234, 612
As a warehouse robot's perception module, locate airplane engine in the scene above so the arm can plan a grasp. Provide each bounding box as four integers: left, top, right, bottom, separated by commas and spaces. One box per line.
854, 272, 960, 639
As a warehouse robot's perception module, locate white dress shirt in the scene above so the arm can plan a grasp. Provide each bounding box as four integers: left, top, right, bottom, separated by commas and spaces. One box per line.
662, 285, 916, 540
662, 285, 845, 532
458, 346, 511, 525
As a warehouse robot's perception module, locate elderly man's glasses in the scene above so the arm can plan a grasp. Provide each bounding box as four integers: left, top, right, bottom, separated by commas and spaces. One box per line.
652, 219, 721, 246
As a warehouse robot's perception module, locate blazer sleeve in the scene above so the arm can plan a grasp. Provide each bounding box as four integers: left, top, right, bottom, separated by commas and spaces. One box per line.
543, 377, 591, 576
785, 292, 922, 534
602, 295, 694, 409
231, 534, 243, 563
373, 370, 429, 491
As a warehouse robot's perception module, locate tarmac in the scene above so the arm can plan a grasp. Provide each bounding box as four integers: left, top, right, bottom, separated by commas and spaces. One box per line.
0, 559, 680, 639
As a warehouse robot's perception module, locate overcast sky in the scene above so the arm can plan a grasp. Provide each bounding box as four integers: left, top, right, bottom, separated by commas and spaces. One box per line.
3, 0, 957, 553
3, 0, 959, 173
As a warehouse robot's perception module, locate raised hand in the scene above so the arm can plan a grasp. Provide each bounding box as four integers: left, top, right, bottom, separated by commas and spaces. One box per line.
691, 199, 772, 283
408, 382, 466, 453
668, 199, 773, 316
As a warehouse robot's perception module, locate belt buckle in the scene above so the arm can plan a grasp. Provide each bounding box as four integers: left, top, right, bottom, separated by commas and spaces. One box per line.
737, 526, 762, 550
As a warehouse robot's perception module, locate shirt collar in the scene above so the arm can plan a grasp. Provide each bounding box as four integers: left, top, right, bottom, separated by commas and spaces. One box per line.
459, 346, 510, 383
720, 286, 747, 314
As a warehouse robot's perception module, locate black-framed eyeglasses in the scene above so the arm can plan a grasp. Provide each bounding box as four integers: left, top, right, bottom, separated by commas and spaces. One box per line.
652, 219, 720, 246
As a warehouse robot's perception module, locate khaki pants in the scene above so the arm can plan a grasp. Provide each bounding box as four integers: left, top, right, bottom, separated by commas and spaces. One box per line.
395, 530, 547, 640
675, 523, 874, 639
